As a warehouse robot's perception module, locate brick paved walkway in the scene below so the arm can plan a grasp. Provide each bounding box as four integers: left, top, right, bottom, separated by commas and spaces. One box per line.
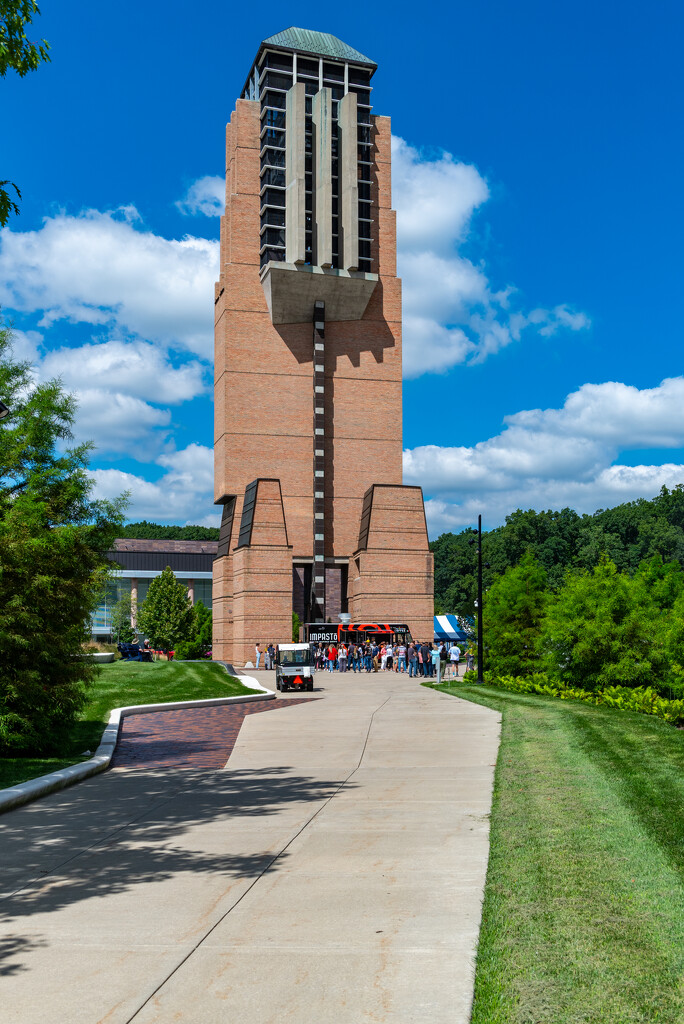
111, 699, 315, 770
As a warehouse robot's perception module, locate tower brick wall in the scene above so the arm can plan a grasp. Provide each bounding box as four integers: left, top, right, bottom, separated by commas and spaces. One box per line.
214, 103, 403, 560
213, 37, 434, 661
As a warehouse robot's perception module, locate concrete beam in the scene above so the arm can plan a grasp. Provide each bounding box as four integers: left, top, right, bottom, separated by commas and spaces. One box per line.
338, 92, 359, 271
260, 262, 378, 324
285, 83, 306, 265
312, 88, 333, 268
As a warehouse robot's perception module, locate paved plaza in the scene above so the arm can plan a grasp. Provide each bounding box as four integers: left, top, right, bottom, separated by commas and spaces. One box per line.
1, 670, 500, 1023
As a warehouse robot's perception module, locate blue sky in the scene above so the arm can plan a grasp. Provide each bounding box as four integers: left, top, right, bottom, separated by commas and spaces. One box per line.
2, 0, 684, 534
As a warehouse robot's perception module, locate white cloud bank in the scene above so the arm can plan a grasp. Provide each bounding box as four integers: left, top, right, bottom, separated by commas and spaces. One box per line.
0, 206, 218, 359
392, 137, 590, 376
91, 443, 219, 526
404, 377, 684, 534
9, 333, 209, 458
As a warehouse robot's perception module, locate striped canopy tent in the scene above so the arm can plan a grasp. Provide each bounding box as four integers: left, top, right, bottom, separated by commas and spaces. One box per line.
434, 615, 469, 643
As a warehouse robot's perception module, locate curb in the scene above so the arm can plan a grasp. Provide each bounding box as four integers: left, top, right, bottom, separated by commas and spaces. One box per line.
0, 666, 273, 815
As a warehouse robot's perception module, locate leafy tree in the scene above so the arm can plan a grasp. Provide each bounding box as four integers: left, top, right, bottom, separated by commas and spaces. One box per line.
663, 590, 684, 695
1, 1, 50, 225
483, 552, 548, 678
110, 592, 136, 643
118, 520, 219, 541
137, 566, 194, 657
431, 490, 684, 614
174, 600, 212, 660
539, 555, 666, 691
634, 555, 684, 611
0, 327, 126, 753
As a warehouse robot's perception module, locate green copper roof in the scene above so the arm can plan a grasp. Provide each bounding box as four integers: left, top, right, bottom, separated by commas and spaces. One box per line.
262, 27, 376, 67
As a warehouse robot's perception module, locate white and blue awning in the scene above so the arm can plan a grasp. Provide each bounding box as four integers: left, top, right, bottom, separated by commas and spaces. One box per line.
434, 615, 469, 642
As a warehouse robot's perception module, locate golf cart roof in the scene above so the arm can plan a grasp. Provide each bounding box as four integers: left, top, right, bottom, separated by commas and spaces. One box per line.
278, 643, 310, 651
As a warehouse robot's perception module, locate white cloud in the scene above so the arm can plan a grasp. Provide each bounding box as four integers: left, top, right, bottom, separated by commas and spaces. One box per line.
90, 443, 217, 524
74, 389, 171, 456
7, 328, 42, 363
17, 336, 209, 457
404, 376, 684, 534
392, 137, 590, 376
41, 339, 207, 405
392, 138, 490, 253
0, 207, 218, 358
176, 176, 225, 217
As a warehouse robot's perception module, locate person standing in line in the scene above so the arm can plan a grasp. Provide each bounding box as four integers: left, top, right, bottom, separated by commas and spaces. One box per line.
396, 641, 407, 673
380, 643, 388, 671
408, 643, 417, 677
364, 644, 372, 672
431, 643, 442, 679
372, 642, 380, 672
339, 644, 348, 673
267, 642, 276, 670
385, 642, 393, 671
255, 643, 262, 669
450, 643, 461, 679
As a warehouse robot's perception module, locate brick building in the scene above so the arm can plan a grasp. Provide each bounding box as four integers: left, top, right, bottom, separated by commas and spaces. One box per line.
213, 27, 433, 663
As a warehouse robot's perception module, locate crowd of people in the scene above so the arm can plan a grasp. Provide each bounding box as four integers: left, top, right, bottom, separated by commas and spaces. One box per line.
309, 640, 470, 677
254, 639, 474, 677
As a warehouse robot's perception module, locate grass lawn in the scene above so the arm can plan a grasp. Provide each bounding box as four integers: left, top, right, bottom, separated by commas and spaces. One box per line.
433, 680, 684, 1024
0, 660, 258, 791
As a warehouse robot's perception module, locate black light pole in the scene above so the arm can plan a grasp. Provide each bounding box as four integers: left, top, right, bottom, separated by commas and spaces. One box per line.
468, 516, 485, 682
476, 514, 484, 683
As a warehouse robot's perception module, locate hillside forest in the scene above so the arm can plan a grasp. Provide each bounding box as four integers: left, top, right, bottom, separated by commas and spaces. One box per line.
431, 485, 684, 617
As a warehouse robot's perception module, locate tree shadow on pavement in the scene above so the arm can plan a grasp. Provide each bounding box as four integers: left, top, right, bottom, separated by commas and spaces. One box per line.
0, 766, 354, 975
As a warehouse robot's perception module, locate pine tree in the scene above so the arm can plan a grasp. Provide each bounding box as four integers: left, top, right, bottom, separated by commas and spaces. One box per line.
0, 326, 126, 753
136, 567, 194, 657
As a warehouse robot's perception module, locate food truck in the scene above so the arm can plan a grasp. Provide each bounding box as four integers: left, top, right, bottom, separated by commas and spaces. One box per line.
303, 622, 413, 648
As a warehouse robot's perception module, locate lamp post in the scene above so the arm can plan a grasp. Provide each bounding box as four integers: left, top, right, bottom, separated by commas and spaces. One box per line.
469, 514, 485, 684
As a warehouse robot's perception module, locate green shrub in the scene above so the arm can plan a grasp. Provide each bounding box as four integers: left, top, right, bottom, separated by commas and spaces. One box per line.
480, 672, 684, 727
172, 600, 212, 661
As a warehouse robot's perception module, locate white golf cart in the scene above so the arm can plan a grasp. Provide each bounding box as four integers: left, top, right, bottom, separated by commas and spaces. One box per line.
275, 643, 315, 692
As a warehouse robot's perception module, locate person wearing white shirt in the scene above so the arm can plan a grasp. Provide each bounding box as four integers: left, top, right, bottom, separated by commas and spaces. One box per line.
449, 644, 461, 678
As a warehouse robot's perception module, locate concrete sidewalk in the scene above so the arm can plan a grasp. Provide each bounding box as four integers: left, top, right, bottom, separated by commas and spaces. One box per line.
0, 671, 500, 1024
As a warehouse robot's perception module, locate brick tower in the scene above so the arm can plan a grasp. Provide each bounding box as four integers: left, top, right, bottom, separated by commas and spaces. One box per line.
213, 28, 433, 663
